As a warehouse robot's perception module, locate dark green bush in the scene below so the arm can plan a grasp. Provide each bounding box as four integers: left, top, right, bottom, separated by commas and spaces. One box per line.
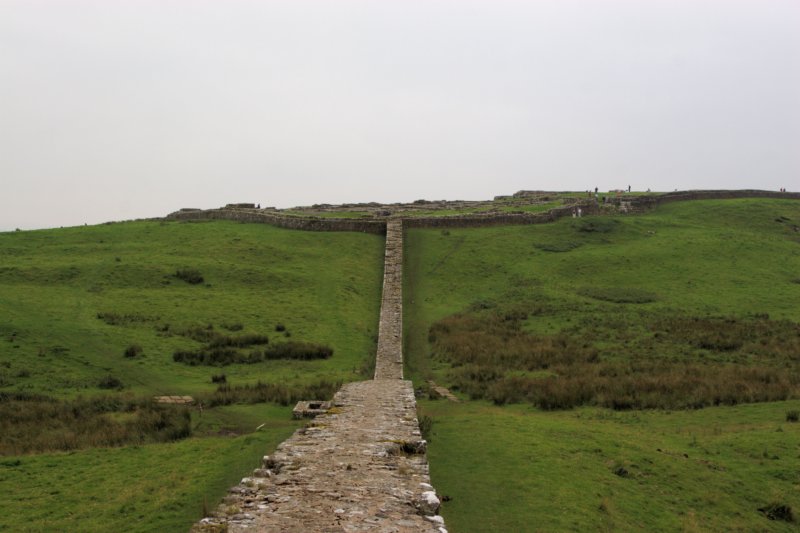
124, 344, 143, 358
787, 410, 799, 422
577, 218, 618, 233
264, 341, 333, 360
534, 241, 582, 253
175, 268, 204, 285
98, 375, 124, 390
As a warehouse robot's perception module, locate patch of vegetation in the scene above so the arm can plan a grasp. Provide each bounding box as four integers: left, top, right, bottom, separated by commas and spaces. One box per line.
429, 308, 800, 409
758, 502, 794, 523
533, 241, 582, 253
98, 375, 124, 390
0, 393, 191, 455
405, 199, 800, 531
577, 218, 618, 233
577, 286, 658, 303
203, 379, 340, 408
123, 344, 142, 358
97, 311, 159, 325
0, 405, 299, 533
175, 268, 204, 285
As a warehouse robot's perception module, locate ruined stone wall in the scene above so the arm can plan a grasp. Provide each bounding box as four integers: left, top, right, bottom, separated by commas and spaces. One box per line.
403, 202, 600, 229
192, 380, 444, 533
166, 208, 386, 234
192, 217, 447, 533
631, 189, 800, 210
374, 220, 404, 380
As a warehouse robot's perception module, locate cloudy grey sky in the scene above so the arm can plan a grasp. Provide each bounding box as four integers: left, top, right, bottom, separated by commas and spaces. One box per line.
1, 0, 798, 230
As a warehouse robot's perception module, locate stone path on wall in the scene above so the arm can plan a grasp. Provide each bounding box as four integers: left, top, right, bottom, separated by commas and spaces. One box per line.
193, 219, 447, 533
374, 219, 404, 380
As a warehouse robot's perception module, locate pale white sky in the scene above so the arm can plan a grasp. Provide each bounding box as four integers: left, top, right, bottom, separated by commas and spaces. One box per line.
1, 0, 798, 230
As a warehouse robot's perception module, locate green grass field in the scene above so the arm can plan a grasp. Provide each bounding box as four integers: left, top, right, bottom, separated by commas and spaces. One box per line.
405, 198, 800, 531
4, 197, 800, 532
0, 219, 384, 531
0, 219, 384, 398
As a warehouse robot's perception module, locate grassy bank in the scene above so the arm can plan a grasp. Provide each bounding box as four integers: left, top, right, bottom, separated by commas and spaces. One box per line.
0, 404, 299, 533
0, 219, 383, 398
405, 198, 800, 531
0, 219, 383, 530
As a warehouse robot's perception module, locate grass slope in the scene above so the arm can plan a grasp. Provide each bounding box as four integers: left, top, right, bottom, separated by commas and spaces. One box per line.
405, 198, 800, 531
0, 219, 384, 397
0, 404, 298, 533
0, 219, 384, 531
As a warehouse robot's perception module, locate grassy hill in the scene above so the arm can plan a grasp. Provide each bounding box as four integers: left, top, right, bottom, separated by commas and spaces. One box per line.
405, 198, 800, 532
3, 197, 800, 532
0, 219, 384, 531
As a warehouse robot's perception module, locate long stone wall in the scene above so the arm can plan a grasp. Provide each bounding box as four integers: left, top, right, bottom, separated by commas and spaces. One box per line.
166, 208, 386, 234
374, 219, 404, 380
402, 202, 600, 229
192, 218, 446, 533
628, 189, 800, 210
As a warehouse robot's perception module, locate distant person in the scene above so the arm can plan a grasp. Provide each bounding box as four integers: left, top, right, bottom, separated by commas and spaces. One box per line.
577, 207, 582, 217
572, 208, 577, 218
594, 187, 598, 194
627, 185, 631, 193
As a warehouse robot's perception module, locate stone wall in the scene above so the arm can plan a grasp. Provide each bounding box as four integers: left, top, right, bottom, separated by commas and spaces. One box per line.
403, 202, 600, 229
192, 217, 447, 533
192, 380, 445, 533
374, 219, 404, 380
629, 189, 800, 210
166, 208, 387, 234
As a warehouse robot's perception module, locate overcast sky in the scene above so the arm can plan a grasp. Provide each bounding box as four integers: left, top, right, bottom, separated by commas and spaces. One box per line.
1, 0, 798, 230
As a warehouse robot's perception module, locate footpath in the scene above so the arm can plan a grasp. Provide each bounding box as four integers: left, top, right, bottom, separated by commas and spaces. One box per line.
193, 220, 446, 533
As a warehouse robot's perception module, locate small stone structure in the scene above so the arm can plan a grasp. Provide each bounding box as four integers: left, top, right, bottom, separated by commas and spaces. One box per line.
291, 400, 331, 419
154, 395, 194, 405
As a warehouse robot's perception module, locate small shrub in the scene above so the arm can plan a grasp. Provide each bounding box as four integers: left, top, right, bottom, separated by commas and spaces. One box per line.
175, 268, 204, 285
534, 241, 582, 253
208, 334, 269, 348
418, 415, 433, 441
758, 502, 793, 522
577, 218, 617, 233
98, 375, 124, 390
275, 323, 286, 332
612, 465, 630, 478
124, 344, 143, 358
786, 410, 799, 422
211, 374, 227, 384
264, 342, 332, 360
220, 322, 243, 332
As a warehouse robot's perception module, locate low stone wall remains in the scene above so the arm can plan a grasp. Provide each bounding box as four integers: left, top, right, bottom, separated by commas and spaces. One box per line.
166, 208, 386, 234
